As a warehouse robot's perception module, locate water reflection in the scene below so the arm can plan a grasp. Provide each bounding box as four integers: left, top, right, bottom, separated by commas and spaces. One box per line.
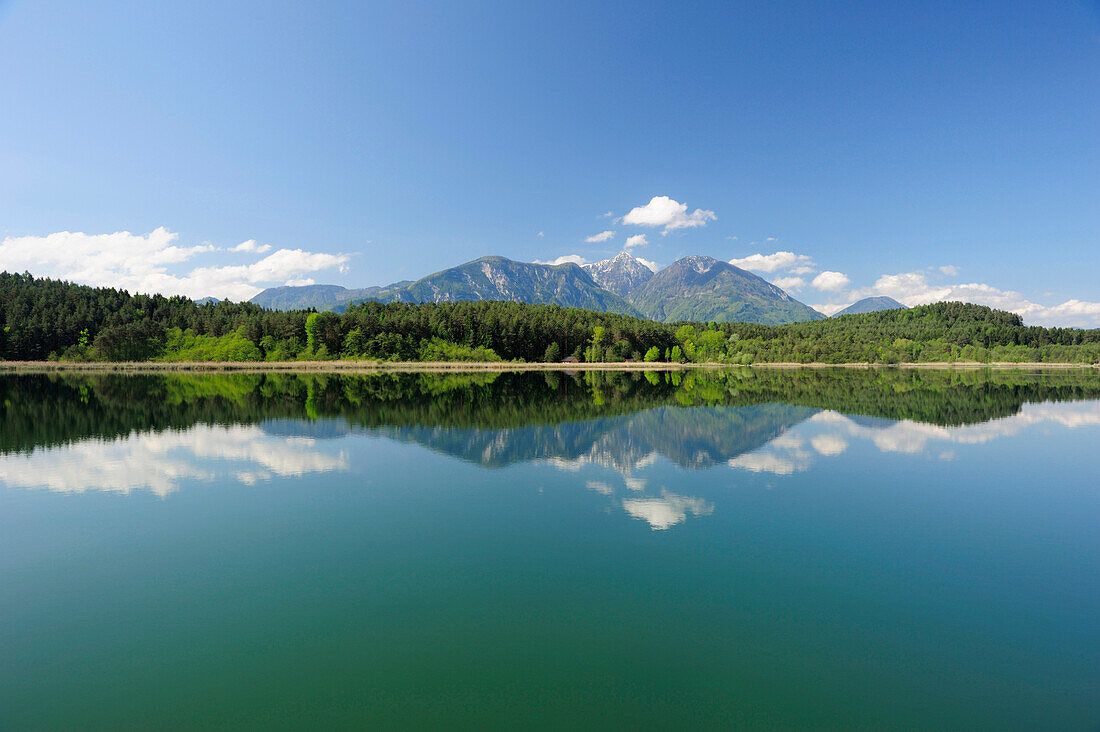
728, 401, 1100, 475
0, 424, 348, 497
2, 370, 1100, 530
622, 491, 715, 530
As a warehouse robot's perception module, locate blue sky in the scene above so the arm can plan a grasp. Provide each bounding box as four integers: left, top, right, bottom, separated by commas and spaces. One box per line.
1, 0, 1098, 323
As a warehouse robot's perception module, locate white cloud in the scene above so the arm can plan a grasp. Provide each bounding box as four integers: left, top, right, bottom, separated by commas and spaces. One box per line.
621, 196, 716, 235
852, 271, 1100, 327
938, 265, 959, 276
770, 276, 806, 291
811, 302, 850, 317
812, 271, 851, 292
231, 239, 271, 254
765, 236, 778, 242
585, 230, 615, 243
535, 254, 587, 266
600, 211, 614, 218
180, 248, 350, 300
730, 251, 815, 274
537, 231, 545, 237
0, 228, 349, 301
621, 490, 714, 530
624, 234, 648, 249
728, 451, 807, 476
634, 256, 660, 272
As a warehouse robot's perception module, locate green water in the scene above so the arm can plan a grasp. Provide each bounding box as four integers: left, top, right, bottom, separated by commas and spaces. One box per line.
1, 369, 1098, 728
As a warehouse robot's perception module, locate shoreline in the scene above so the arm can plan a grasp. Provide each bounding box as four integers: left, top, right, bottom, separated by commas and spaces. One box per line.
0, 360, 1097, 373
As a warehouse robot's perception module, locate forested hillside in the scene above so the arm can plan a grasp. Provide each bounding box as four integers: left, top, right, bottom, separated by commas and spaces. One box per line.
1, 272, 1098, 364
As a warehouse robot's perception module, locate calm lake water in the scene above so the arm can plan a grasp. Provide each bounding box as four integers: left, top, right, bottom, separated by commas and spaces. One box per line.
2, 369, 1099, 728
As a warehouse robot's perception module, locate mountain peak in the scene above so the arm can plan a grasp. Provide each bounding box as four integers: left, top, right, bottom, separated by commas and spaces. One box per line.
582, 252, 656, 297
676, 255, 723, 274
628, 255, 823, 324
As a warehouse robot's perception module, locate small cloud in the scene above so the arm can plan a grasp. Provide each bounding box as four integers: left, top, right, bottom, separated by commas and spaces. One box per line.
730, 251, 815, 274
586, 480, 614, 495
726, 235, 739, 241
622, 195, 716, 235
634, 256, 660, 272
534, 254, 587, 266
811, 434, 848, 456
231, 239, 272, 254
284, 278, 316, 287
765, 236, 778, 242
770, 276, 806, 291
939, 265, 959, 276
729, 451, 806, 475
585, 230, 615, 243
812, 271, 851, 292
621, 491, 714, 530
537, 231, 545, 238
812, 302, 850, 316
624, 234, 648, 249
600, 211, 614, 218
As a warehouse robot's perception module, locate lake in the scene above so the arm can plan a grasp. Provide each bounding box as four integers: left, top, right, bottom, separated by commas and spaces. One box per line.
1, 368, 1098, 728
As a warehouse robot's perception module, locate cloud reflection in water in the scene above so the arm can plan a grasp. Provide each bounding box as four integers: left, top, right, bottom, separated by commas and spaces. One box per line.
0, 424, 348, 497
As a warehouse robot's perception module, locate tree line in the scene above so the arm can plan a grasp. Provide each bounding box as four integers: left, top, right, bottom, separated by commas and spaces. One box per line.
2, 272, 1099, 363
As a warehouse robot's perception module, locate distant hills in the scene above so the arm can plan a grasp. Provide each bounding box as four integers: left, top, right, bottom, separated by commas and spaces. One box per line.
251, 252, 825, 325
833, 296, 906, 317
250, 282, 412, 311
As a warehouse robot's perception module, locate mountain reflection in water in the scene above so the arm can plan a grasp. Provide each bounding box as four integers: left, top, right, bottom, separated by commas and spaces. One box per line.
2, 368, 1099, 529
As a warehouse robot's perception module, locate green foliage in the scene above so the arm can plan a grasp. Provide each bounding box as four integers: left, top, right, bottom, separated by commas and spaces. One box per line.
418, 338, 502, 362
583, 325, 608, 362
160, 327, 263, 362
2, 273, 1099, 364
543, 341, 562, 362
644, 346, 661, 362
304, 312, 320, 353
92, 321, 166, 361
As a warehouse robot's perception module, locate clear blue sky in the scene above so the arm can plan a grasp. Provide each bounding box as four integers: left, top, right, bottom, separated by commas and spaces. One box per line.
1, 1, 1098, 322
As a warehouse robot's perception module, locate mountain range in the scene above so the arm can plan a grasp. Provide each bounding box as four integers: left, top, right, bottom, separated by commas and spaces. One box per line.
251, 252, 826, 324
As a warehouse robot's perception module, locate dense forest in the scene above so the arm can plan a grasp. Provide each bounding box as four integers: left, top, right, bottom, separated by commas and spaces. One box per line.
5, 368, 1100, 456
2, 272, 1099, 364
